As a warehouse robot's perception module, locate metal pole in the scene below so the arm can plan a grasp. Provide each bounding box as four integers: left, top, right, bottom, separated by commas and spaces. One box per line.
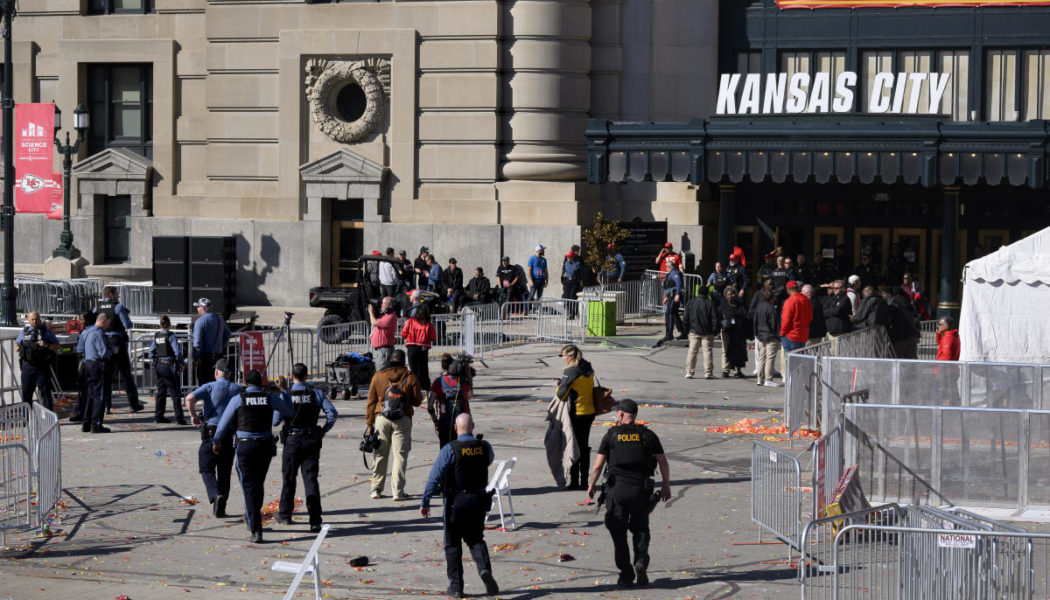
51, 129, 80, 259
0, 0, 17, 326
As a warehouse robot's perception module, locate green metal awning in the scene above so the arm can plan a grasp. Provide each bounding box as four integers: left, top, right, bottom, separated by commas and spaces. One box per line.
585, 117, 1050, 189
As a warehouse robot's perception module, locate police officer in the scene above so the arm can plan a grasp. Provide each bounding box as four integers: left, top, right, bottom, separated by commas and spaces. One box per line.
587, 399, 671, 588
150, 315, 186, 425
15, 311, 59, 409
80, 313, 114, 433
274, 362, 337, 533
71, 310, 97, 423
191, 297, 231, 385
95, 286, 145, 413
420, 413, 500, 599
706, 261, 732, 307
185, 358, 242, 518
212, 369, 293, 543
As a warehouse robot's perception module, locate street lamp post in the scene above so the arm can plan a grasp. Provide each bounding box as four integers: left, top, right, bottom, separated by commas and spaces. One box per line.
0, 0, 16, 326
51, 103, 88, 260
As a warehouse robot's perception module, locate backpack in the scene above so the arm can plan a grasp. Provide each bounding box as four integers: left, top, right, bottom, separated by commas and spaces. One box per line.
439, 374, 464, 421
381, 376, 407, 420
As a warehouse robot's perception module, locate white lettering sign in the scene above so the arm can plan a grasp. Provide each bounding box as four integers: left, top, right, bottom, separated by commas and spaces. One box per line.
716, 71, 950, 116
937, 533, 977, 549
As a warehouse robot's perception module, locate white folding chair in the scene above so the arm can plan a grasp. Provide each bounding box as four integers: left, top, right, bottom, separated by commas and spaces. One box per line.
485, 456, 518, 531
271, 524, 331, 600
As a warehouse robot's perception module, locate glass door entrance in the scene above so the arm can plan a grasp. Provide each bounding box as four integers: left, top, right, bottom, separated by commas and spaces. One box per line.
330, 198, 365, 287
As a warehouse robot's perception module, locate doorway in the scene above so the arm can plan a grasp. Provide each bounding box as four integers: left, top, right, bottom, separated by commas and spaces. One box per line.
103, 195, 131, 263
892, 228, 926, 288
330, 198, 364, 287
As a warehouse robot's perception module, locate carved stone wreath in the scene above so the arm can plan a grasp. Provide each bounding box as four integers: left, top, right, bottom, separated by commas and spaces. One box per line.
305, 58, 391, 144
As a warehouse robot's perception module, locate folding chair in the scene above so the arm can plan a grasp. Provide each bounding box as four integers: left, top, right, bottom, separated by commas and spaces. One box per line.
271, 524, 331, 600
485, 456, 517, 531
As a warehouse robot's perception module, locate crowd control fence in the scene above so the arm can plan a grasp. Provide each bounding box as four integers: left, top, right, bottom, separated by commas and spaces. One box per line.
0, 401, 61, 547
14, 277, 101, 317
106, 282, 154, 317
918, 319, 938, 360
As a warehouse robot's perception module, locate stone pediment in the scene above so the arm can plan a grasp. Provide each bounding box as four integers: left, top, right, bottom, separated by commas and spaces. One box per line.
299, 149, 387, 184
73, 148, 153, 181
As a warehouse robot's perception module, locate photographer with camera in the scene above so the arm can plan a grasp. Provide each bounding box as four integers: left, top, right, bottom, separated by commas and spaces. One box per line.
587, 399, 672, 589
273, 363, 337, 533
366, 349, 422, 501
369, 296, 398, 372
420, 413, 499, 599
212, 369, 294, 544
428, 353, 474, 447
16, 311, 59, 409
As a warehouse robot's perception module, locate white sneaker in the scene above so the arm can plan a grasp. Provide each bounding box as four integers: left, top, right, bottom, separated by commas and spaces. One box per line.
684, 373, 694, 379
393, 494, 409, 502
371, 490, 382, 499
764, 381, 784, 388
756, 381, 764, 386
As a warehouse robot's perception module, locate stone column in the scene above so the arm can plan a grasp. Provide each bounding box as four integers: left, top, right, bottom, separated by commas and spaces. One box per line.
501, 0, 592, 181
717, 184, 736, 264
937, 186, 961, 320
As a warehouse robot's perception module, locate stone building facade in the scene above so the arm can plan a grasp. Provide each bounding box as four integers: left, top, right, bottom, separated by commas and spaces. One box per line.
6, 0, 717, 305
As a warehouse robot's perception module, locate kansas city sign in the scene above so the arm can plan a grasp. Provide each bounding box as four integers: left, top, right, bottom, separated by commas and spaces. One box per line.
716, 71, 951, 115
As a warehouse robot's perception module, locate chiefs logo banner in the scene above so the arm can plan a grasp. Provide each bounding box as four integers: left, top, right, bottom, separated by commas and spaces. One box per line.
14, 103, 62, 217
777, 0, 1049, 7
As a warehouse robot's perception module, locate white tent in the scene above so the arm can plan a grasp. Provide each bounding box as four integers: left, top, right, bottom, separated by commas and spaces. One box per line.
960, 227, 1050, 364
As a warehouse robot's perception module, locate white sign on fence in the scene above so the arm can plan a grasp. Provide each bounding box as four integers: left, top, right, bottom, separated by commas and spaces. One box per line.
937, 533, 977, 549
769, 450, 778, 463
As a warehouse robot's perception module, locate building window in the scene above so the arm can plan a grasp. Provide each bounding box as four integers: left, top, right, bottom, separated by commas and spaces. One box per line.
1023, 50, 1050, 120
862, 49, 968, 120
780, 50, 847, 112
87, 64, 152, 159
103, 195, 131, 264
987, 49, 1019, 122
88, 0, 153, 14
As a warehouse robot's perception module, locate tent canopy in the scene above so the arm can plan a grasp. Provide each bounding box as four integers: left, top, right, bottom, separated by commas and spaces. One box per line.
960, 227, 1050, 364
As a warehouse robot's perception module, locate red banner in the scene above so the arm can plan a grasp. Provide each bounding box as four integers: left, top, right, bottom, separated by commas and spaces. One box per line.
777, 0, 1050, 7
14, 103, 61, 214
239, 332, 268, 382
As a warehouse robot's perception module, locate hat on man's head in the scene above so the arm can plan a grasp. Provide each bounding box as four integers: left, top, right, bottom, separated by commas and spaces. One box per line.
420, 246, 429, 253
848, 275, 861, 285
193, 297, 213, 308
786, 280, 798, 289
388, 349, 406, 366
214, 358, 229, 373
448, 257, 457, 264
663, 242, 673, 248
615, 399, 638, 415
535, 244, 546, 252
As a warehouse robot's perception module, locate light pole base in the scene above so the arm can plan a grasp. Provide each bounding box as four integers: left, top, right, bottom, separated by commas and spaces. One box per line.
43, 255, 88, 279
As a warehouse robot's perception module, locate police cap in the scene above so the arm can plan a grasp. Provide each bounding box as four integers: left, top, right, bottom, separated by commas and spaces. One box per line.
615, 399, 638, 415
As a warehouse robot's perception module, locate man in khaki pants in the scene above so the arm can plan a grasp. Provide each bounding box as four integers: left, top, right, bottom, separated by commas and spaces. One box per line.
366, 349, 423, 501
682, 289, 721, 379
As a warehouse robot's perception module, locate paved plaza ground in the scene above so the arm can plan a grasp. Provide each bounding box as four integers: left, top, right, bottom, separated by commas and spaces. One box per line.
0, 315, 819, 599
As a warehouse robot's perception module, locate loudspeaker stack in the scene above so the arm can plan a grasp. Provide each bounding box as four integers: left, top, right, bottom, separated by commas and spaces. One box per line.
152, 236, 237, 316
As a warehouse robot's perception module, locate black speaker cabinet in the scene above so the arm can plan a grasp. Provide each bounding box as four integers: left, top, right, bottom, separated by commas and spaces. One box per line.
153, 236, 188, 263
153, 287, 189, 315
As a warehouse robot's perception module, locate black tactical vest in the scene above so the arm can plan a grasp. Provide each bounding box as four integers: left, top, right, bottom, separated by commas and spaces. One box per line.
236, 390, 273, 433
97, 299, 124, 334
607, 424, 655, 479
446, 439, 489, 493
712, 271, 730, 292
19, 326, 40, 363
154, 331, 173, 359
288, 387, 321, 429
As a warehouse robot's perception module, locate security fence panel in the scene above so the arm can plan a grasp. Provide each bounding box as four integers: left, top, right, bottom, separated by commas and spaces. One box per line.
0, 402, 61, 548
315, 320, 371, 367
31, 403, 61, 528
940, 407, 1022, 508
786, 353, 819, 434
968, 363, 1039, 410
812, 426, 843, 522
127, 331, 192, 393
798, 503, 905, 600
579, 280, 649, 320
750, 441, 804, 551
498, 300, 584, 346
0, 336, 22, 406
847, 404, 940, 507
15, 277, 102, 316
1030, 412, 1050, 506
822, 357, 897, 427
917, 320, 938, 360
108, 282, 153, 317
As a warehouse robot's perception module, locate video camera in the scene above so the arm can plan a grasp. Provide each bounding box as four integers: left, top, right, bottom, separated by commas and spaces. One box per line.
448, 352, 474, 378
359, 430, 380, 453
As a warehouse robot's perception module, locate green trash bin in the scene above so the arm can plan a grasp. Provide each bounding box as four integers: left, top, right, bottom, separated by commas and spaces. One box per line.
586, 300, 616, 337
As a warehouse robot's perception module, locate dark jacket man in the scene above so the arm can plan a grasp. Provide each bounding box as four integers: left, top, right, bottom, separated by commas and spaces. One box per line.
751, 294, 780, 343
682, 293, 720, 336
823, 285, 853, 335
851, 287, 890, 330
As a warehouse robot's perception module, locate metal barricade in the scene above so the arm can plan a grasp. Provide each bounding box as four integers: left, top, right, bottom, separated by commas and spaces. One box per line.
0, 402, 61, 547
127, 331, 192, 393
14, 277, 101, 316
751, 441, 805, 552
0, 336, 22, 406
798, 503, 905, 600
786, 353, 820, 434
498, 299, 584, 346
830, 524, 1049, 600
579, 280, 649, 320
918, 319, 938, 360
812, 425, 843, 522
106, 282, 153, 316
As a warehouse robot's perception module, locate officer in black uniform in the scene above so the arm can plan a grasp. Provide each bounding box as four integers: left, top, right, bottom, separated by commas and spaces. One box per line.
95, 286, 145, 414
588, 399, 672, 588
212, 369, 292, 543
420, 413, 500, 598
15, 311, 59, 409
274, 362, 338, 533
707, 261, 732, 308
149, 315, 186, 425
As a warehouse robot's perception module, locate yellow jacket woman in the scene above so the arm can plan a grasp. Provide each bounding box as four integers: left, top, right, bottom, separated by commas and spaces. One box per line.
555, 344, 595, 489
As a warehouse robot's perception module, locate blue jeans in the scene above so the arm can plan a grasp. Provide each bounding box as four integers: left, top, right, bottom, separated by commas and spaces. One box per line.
781, 337, 805, 353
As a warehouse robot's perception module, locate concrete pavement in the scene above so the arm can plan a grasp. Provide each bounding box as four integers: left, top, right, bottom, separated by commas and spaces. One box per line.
1, 331, 804, 600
